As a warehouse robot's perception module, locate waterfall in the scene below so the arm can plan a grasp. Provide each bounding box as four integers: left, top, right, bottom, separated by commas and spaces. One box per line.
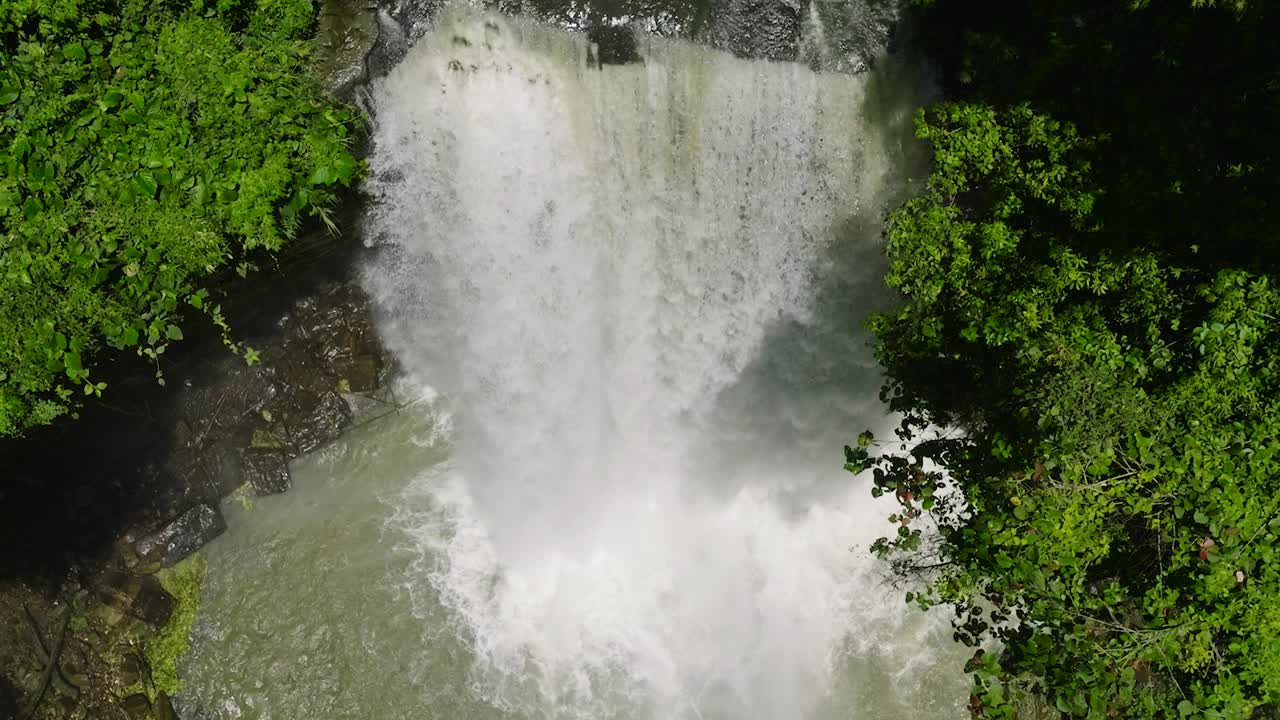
356, 9, 963, 719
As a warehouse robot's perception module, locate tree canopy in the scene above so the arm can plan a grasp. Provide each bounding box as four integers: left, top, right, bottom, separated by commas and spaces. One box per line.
0, 0, 360, 436
856, 1, 1280, 717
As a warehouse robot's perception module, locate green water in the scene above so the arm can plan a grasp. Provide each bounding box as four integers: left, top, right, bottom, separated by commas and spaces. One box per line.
179, 397, 969, 719
177, 400, 497, 719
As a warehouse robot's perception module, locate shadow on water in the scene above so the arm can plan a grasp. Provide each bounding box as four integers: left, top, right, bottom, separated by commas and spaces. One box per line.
691, 50, 934, 510
689, 208, 891, 508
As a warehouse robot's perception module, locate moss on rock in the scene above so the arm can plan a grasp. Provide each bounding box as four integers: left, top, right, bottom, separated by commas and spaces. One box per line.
145, 554, 208, 697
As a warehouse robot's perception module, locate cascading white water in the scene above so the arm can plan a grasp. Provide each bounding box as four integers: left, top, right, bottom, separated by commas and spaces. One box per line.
358, 10, 965, 719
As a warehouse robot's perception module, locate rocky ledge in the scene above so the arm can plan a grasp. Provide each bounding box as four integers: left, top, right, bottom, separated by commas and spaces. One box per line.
0, 263, 395, 720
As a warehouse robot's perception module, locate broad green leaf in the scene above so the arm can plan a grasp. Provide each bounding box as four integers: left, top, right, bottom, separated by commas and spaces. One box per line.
22, 196, 43, 219
308, 165, 334, 185
62, 42, 86, 62
131, 172, 158, 197
333, 155, 358, 184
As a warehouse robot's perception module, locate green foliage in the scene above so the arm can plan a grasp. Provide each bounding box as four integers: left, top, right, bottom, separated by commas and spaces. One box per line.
907, 0, 1280, 271
0, 0, 361, 435
860, 99, 1280, 718
146, 553, 207, 697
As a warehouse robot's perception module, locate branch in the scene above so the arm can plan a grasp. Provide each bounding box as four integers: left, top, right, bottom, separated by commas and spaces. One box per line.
18, 604, 72, 720
21, 605, 80, 693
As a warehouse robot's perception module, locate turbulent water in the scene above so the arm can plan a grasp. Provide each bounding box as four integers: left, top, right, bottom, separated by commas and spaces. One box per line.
180, 10, 969, 720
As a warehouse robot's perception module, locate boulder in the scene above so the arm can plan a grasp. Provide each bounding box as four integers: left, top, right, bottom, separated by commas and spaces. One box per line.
288, 391, 352, 454
241, 449, 291, 496
130, 576, 176, 627
121, 692, 151, 719
135, 504, 226, 567
96, 571, 175, 627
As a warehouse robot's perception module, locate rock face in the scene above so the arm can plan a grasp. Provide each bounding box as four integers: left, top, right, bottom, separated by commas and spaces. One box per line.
289, 391, 355, 455
241, 448, 291, 496
135, 504, 227, 568
705, 0, 804, 61
314, 0, 381, 100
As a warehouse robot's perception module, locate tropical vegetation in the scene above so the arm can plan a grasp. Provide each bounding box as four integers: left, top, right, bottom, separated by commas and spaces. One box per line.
853, 1, 1280, 718
0, 0, 360, 436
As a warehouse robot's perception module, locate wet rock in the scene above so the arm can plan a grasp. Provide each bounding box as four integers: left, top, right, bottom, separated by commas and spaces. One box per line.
343, 353, 381, 392
314, 0, 380, 100
130, 576, 176, 627
95, 570, 134, 606
288, 392, 352, 454
172, 419, 195, 449
177, 367, 282, 449
249, 426, 289, 450
290, 285, 383, 371
202, 438, 248, 498
97, 572, 175, 627
92, 603, 127, 628
155, 692, 178, 720
241, 449, 291, 496
706, 0, 803, 62
341, 391, 397, 425
119, 654, 144, 687
135, 504, 226, 567
132, 557, 163, 576
121, 692, 151, 719
170, 438, 245, 503
367, 8, 410, 80
58, 644, 90, 694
